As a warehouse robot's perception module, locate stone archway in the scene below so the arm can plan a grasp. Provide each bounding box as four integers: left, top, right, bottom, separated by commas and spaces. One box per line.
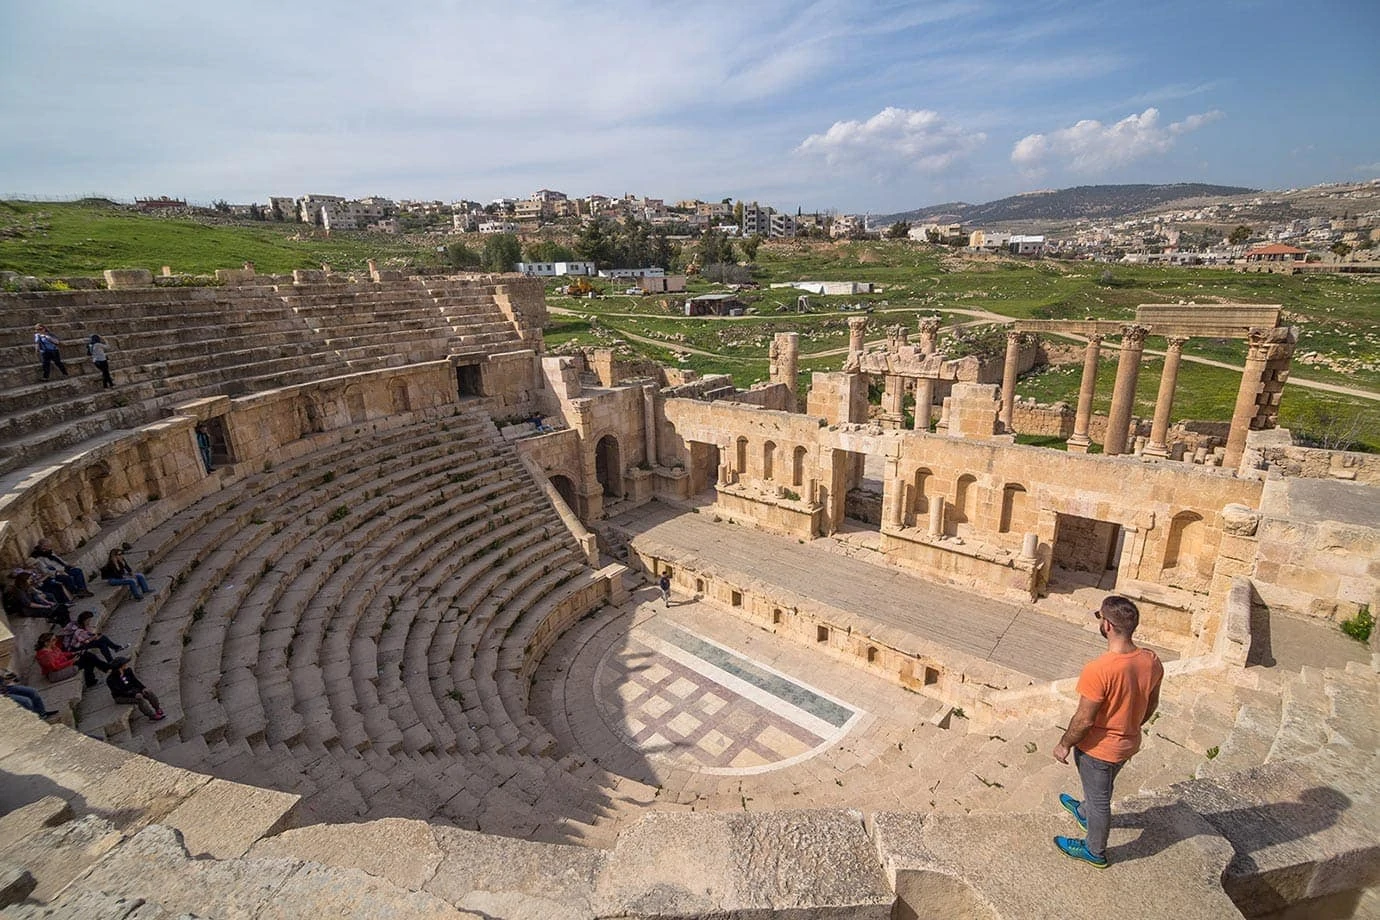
550, 474, 578, 511
595, 435, 623, 498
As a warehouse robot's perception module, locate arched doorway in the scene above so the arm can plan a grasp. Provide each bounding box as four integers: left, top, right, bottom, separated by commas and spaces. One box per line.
595, 435, 622, 497
550, 474, 578, 512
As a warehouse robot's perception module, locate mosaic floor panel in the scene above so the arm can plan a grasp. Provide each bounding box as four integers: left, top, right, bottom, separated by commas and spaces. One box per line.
593, 616, 863, 775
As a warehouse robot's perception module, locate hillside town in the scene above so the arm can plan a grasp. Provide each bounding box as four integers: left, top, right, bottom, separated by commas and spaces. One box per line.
129, 178, 1380, 274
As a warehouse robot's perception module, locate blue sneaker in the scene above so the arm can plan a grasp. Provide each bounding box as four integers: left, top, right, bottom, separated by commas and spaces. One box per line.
1054, 836, 1108, 868
1059, 793, 1088, 832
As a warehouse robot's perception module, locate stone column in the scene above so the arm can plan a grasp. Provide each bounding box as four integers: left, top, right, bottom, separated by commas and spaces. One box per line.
1103, 325, 1149, 456
1000, 330, 1021, 432
928, 496, 945, 538
642, 383, 659, 468
914, 378, 934, 432
936, 397, 951, 435
1223, 329, 1277, 470
887, 324, 909, 351
1067, 334, 1104, 453
1144, 336, 1188, 458
846, 316, 868, 368
917, 317, 941, 356
880, 375, 905, 428
770, 332, 800, 404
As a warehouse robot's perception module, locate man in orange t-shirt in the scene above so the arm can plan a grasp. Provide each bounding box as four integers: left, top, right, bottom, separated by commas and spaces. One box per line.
1051, 595, 1163, 867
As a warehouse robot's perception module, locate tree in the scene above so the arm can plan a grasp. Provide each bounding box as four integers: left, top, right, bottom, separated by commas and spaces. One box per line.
212, 199, 230, 213
886, 221, 910, 240
525, 240, 575, 263
697, 228, 735, 266
575, 218, 616, 267
739, 234, 764, 261
480, 233, 522, 272
446, 242, 483, 269
1331, 241, 1353, 259
732, 201, 744, 228
248, 204, 265, 221
1228, 225, 1252, 245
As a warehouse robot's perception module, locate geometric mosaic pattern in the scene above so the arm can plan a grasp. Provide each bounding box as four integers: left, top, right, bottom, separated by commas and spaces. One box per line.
594, 618, 863, 775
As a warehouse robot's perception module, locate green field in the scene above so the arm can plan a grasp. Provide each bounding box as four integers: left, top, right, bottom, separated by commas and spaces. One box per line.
0, 199, 437, 276
4, 203, 1377, 449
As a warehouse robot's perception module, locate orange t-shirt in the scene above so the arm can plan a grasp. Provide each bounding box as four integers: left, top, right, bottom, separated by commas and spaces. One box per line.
1075, 647, 1164, 763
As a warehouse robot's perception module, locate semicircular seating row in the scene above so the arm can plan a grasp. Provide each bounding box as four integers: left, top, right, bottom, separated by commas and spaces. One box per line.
0, 280, 520, 473
73, 405, 641, 846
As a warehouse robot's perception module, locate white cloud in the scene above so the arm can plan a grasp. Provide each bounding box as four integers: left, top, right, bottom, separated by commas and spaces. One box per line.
1011, 107, 1224, 174
796, 107, 985, 174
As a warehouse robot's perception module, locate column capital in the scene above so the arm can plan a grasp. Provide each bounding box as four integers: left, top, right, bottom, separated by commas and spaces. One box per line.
848, 316, 869, 332
1165, 335, 1189, 351
1086, 332, 1105, 346
1119, 324, 1150, 346
1005, 328, 1023, 344
916, 317, 941, 335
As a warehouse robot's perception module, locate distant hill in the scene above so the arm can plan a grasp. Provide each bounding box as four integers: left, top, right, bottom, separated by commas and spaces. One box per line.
878, 183, 1258, 229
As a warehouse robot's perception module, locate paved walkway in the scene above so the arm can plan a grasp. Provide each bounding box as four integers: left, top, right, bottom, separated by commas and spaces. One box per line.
612, 503, 1174, 682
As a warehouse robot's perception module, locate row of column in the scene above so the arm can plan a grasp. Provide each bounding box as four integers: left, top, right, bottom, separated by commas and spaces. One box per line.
1063, 325, 1186, 456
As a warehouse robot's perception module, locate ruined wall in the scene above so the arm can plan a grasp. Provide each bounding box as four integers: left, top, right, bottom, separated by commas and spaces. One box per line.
490, 276, 547, 351
1250, 429, 1380, 485
1252, 478, 1380, 621
0, 362, 462, 576
480, 350, 542, 416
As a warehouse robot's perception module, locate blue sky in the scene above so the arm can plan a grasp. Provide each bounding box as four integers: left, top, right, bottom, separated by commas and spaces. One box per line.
2, 1, 1378, 214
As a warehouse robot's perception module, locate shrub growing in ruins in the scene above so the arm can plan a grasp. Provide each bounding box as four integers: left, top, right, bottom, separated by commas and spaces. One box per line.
1340, 605, 1374, 644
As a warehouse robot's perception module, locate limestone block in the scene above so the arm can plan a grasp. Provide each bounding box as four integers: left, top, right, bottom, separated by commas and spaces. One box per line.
292, 269, 327, 284
0, 861, 35, 909
595, 809, 892, 918
1221, 503, 1259, 536
427, 825, 604, 920
103, 269, 152, 290
162, 778, 299, 859
0, 814, 123, 904
1170, 763, 1380, 915
0, 722, 209, 828
248, 817, 443, 891
76, 825, 474, 919
0, 796, 73, 848
875, 804, 1239, 920
214, 268, 255, 284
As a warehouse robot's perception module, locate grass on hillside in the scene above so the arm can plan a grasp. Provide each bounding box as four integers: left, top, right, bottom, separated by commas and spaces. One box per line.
0, 200, 437, 276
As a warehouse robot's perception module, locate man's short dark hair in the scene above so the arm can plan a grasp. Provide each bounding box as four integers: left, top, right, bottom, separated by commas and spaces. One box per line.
1100, 595, 1140, 636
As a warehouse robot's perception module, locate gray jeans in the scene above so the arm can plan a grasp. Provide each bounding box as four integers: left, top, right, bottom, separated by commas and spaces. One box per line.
1075, 747, 1125, 857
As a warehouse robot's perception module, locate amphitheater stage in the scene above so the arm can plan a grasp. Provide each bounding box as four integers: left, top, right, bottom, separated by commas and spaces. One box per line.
609, 501, 1177, 683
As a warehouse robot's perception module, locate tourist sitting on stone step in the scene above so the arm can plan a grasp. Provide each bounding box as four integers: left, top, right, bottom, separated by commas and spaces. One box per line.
7, 572, 70, 626
101, 548, 151, 600
28, 541, 93, 598
14, 561, 77, 609
106, 658, 163, 721
35, 632, 110, 687
87, 334, 114, 388
1, 670, 59, 720
60, 610, 125, 664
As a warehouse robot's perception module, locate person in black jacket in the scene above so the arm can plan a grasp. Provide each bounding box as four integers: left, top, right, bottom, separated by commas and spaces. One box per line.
106, 658, 164, 721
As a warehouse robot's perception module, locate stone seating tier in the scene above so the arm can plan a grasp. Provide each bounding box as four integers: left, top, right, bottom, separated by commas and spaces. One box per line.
0, 278, 531, 474
49, 406, 622, 839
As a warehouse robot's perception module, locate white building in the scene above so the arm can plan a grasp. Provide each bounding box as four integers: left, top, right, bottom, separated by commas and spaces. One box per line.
597, 267, 666, 279
477, 220, 521, 234
514, 261, 596, 277
967, 230, 1012, 251
1008, 234, 1046, 256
